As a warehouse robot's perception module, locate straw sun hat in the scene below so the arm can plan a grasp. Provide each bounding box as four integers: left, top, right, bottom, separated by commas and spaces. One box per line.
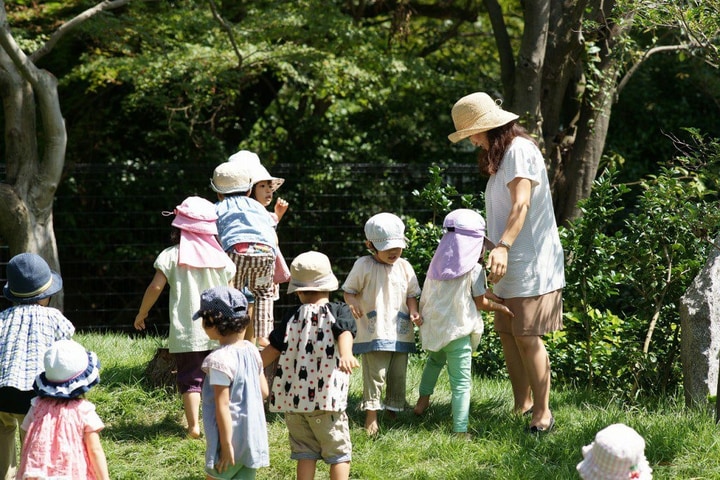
448, 92, 519, 143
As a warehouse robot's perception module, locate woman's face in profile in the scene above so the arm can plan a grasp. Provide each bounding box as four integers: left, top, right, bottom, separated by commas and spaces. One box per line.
469, 131, 489, 150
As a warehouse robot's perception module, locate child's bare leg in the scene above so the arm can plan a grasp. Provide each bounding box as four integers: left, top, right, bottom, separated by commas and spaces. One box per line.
413, 395, 430, 416
330, 462, 351, 480
182, 392, 201, 438
364, 409, 379, 436
297, 459, 317, 480
244, 304, 256, 344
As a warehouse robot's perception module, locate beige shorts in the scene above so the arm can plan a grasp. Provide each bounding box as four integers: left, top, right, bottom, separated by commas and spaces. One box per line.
493, 289, 563, 336
285, 411, 352, 464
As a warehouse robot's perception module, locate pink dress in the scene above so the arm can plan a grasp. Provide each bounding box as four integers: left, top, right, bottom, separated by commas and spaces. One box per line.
18, 397, 105, 479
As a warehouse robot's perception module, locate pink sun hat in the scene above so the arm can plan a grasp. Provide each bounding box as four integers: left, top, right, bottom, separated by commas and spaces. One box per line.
427, 209, 494, 280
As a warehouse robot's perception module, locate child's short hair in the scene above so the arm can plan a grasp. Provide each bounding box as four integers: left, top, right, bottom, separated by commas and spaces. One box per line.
192, 286, 250, 336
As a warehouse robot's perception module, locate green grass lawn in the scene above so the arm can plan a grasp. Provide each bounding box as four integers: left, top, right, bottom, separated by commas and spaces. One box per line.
74, 332, 720, 479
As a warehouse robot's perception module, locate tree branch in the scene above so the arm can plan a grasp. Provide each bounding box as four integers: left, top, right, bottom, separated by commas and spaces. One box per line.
483, 0, 514, 98
30, 0, 132, 63
208, 0, 243, 68
616, 44, 694, 97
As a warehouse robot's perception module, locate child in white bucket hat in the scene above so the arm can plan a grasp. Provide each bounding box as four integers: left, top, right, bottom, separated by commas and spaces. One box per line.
0, 253, 75, 480
134, 196, 236, 439
261, 251, 359, 480
342, 212, 421, 436
414, 209, 513, 437
211, 156, 279, 348
577, 423, 652, 479
18, 339, 109, 480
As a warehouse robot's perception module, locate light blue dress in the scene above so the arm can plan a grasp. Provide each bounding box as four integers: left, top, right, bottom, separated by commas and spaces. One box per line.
201, 342, 269, 474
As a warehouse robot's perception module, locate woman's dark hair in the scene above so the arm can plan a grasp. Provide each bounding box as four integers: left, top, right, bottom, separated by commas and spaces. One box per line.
477, 121, 537, 176
201, 311, 251, 336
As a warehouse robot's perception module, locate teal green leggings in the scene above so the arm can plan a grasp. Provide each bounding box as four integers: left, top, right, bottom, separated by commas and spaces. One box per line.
418, 336, 472, 433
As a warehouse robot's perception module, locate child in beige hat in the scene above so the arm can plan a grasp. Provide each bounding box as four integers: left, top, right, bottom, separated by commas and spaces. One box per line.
261, 251, 359, 480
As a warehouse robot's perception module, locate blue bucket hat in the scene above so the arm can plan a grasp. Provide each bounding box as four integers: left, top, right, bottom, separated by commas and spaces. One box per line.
3, 253, 63, 304
192, 286, 249, 321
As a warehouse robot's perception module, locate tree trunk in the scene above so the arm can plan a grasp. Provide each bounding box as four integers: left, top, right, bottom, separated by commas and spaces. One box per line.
0, 1, 129, 309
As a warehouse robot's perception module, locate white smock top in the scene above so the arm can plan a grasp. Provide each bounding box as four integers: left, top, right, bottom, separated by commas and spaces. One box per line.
419, 264, 486, 352
485, 137, 565, 298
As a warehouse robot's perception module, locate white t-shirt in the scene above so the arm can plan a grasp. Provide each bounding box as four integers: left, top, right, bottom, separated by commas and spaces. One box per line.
419, 264, 486, 352
485, 137, 565, 298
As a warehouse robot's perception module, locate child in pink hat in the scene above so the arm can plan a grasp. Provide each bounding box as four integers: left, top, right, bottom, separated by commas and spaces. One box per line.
577, 423, 652, 479
134, 196, 236, 438
413, 209, 513, 437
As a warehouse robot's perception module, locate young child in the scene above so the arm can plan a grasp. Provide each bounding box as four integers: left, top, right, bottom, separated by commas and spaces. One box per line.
211, 158, 279, 347
413, 209, 513, 437
342, 212, 421, 436
261, 251, 359, 480
577, 423, 652, 479
134, 196, 236, 439
229, 149, 289, 226
193, 286, 269, 480
18, 339, 109, 480
229, 150, 291, 315
0, 253, 75, 480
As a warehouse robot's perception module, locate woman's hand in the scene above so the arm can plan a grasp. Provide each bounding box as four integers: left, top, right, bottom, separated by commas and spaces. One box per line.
487, 247, 509, 284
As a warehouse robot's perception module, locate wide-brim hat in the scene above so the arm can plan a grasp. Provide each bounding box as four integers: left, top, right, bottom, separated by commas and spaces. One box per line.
250, 163, 285, 191
210, 161, 253, 194
287, 251, 339, 294
229, 150, 285, 191
192, 286, 249, 321
3, 253, 63, 304
364, 212, 408, 252
448, 92, 519, 143
35, 339, 100, 399
576, 423, 652, 480
169, 196, 219, 235
427, 209, 494, 280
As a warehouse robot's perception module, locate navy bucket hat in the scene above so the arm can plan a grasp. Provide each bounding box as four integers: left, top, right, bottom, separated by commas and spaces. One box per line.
3, 253, 63, 304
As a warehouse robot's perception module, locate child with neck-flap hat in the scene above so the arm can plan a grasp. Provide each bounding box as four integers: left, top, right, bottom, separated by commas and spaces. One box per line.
0, 253, 75, 480
342, 212, 421, 436
211, 158, 279, 348
18, 339, 109, 480
134, 196, 236, 439
413, 209, 513, 437
261, 251, 359, 480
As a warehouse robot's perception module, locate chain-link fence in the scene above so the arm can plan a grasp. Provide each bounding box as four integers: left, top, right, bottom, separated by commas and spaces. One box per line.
1, 161, 483, 332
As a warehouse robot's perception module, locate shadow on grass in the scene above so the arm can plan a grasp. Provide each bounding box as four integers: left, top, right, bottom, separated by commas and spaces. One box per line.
105, 414, 186, 442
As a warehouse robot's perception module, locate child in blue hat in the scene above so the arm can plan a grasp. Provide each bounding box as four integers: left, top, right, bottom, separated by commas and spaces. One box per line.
0, 253, 75, 479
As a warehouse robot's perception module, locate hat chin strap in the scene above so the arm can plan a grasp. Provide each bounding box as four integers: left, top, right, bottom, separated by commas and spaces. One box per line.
11, 277, 52, 298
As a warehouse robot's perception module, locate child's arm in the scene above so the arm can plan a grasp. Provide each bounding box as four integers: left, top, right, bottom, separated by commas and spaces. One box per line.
474, 295, 514, 317
260, 345, 281, 368
406, 296, 422, 326
84, 431, 110, 480
134, 270, 168, 330
336, 331, 360, 374
274, 197, 289, 222
343, 292, 364, 319
213, 384, 236, 473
